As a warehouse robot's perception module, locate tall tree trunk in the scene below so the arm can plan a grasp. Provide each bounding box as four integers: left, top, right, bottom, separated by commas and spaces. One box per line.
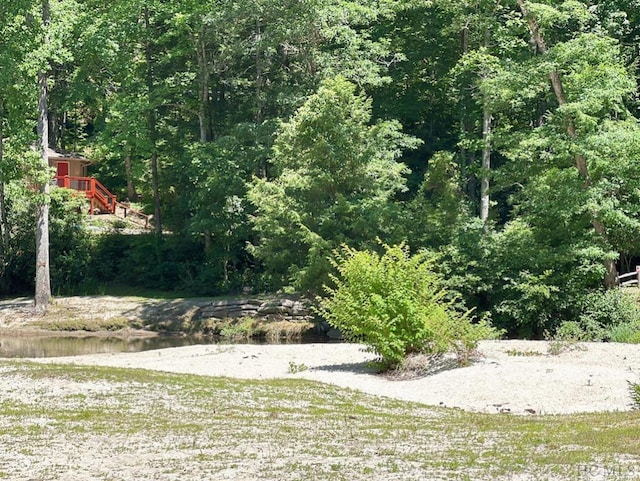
0, 123, 7, 291
196, 29, 213, 253
480, 108, 492, 228
196, 27, 210, 143
144, 7, 162, 236
35, 0, 52, 313
480, 29, 492, 230
517, 0, 617, 287
124, 152, 137, 201
459, 22, 476, 208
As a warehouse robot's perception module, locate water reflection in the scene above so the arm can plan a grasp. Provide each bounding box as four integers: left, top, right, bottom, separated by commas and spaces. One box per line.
0, 335, 211, 359
0, 331, 332, 358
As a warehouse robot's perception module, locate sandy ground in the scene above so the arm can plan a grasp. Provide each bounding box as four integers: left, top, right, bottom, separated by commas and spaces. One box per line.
1, 296, 639, 415
25, 339, 640, 415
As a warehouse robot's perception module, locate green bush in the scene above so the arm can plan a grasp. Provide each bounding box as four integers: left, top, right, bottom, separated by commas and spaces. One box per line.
582, 289, 640, 330
433, 219, 601, 339
630, 382, 640, 409
545, 289, 640, 343
553, 321, 590, 342
578, 289, 640, 342
2, 186, 92, 295
88, 233, 206, 293
607, 322, 640, 344
317, 242, 499, 370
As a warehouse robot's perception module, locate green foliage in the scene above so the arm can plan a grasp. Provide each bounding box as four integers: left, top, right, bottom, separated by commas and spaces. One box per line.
607, 323, 640, 344
630, 382, 640, 409
86, 230, 256, 296
408, 151, 470, 248
579, 289, 640, 341
543, 289, 640, 344
2, 185, 92, 295
317, 242, 499, 370
553, 321, 592, 342
249, 76, 419, 293
218, 317, 259, 341
287, 361, 309, 374
48, 188, 93, 294
88, 233, 205, 293
434, 218, 610, 338
3, 0, 640, 343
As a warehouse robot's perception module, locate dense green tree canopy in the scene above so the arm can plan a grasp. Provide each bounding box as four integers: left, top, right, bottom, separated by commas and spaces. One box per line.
3, 0, 640, 336
248, 76, 419, 292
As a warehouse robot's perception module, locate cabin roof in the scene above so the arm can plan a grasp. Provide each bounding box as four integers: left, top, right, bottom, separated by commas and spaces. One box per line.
47, 147, 92, 166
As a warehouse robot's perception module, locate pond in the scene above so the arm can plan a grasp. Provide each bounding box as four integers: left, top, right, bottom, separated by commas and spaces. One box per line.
0, 331, 332, 359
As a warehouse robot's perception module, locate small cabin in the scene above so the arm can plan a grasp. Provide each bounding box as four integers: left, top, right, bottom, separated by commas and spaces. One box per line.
48, 148, 92, 182
47, 147, 116, 214
45, 147, 151, 226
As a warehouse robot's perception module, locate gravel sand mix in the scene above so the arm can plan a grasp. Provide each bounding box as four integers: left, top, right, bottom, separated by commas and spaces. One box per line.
26, 340, 640, 415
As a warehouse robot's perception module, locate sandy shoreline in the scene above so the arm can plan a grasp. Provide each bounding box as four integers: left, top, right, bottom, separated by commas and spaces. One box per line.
22, 339, 640, 415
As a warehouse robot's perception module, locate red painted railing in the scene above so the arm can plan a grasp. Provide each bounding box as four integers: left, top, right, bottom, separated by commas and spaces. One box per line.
55, 175, 117, 214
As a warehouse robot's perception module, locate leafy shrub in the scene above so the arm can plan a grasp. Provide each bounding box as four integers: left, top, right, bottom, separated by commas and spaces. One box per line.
434, 219, 601, 339
317, 242, 499, 370
607, 322, 640, 344
2, 185, 92, 295
631, 382, 640, 409
545, 329, 587, 356
581, 289, 640, 332
219, 317, 258, 341
553, 321, 590, 342
88, 233, 206, 293
544, 290, 640, 344
578, 289, 640, 342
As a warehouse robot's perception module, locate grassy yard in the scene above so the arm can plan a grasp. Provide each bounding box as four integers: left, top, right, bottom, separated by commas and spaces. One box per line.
0, 361, 639, 480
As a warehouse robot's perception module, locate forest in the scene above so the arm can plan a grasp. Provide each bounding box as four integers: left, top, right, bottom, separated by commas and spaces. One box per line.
2, 0, 640, 339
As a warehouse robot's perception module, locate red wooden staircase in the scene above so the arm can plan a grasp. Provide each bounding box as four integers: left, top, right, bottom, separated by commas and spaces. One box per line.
55, 176, 117, 214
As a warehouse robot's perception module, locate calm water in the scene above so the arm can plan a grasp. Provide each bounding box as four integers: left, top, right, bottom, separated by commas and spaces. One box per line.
0, 335, 212, 359
0, 332, 331, 359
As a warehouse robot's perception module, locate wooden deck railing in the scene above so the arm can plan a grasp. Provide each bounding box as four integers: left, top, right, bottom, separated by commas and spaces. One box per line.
616, 267, 640, 287
54, 175, 117, 214
115, 202, 152, 229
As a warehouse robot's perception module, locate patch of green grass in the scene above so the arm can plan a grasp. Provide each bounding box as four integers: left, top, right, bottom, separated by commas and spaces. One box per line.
213, 317, 315, 341
218, 317, 259, 340
506, 349, 545, 357
33, 317, 131, 332
1, 361, 639, 480
631, 382, 640, 409
288, 361, 309, 373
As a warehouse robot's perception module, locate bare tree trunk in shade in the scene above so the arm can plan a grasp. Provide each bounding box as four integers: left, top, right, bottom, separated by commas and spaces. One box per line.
124, 153, 137, 201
